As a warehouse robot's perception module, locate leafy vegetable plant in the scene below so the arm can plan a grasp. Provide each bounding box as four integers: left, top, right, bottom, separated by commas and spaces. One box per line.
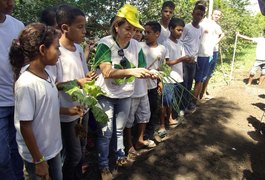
63, 80, 108, 125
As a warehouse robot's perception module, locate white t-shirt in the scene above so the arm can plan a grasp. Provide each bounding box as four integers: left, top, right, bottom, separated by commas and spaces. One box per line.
94, 35, 146, 98
14, 70, 62, 162
253, 37, 265, 60
0, 15, 24, 106
198, 18, 216, 57
162, 38, 185, 83
213, 21, 223, 52
157, 24, 170, 44
180, 23, 203, 60
140, 42, 168, 89
54, 44, 89, 123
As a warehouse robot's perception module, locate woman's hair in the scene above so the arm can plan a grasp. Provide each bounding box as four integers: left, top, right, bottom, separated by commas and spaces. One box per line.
9, 23, 59, 81
110, 16, 127, 38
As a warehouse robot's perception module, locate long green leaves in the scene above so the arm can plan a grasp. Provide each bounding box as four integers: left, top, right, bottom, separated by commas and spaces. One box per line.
158, 63, 195, 114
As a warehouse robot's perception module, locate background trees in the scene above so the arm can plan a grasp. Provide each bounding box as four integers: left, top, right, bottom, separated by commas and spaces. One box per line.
13, 0, 265, 63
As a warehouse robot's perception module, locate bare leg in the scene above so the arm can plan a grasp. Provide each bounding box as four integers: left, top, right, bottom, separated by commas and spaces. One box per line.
259, 75, 265, 86
247, 74, 254, 85
168, 107, 177, 124
135, 123, 156, 150
159, 105, 166, 131
135, 123, 147, 145
200, 78, 210, 99
193, 81, 203, 101
124, 127, 133, 152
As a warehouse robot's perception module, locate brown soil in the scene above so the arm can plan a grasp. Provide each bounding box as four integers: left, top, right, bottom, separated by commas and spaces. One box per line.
116, 72, 265, 180
85, 70, 265, 180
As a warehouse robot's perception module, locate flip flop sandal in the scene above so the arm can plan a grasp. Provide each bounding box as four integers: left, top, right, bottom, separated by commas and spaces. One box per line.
135, 140, 156, 150
146, 139, 156, 148
156, 129, 167, 138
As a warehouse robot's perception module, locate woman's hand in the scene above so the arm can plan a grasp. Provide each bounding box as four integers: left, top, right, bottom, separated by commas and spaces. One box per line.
35, 161, 50, 180
149, 69, 160, 79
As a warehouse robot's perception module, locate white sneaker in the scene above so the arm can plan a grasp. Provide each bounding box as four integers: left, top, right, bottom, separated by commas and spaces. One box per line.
179, 110, 185, 116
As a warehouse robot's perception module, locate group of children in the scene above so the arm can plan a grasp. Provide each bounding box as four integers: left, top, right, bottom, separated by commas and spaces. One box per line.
1, 0, 226, 180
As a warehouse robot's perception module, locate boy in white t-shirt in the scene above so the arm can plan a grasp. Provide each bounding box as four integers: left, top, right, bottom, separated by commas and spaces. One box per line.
124, 23, 157, 158
237, 30, 265, 86
140, 21, 168, 142
180, 3, 205, 113
157, 1, 175, 44
54, 5, 95, 179
160, 18, 193, 137
200, 9, 225, 99
193, 17, 216, 103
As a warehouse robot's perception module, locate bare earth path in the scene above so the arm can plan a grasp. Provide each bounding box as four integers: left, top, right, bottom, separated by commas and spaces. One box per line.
114, 73, 265, 180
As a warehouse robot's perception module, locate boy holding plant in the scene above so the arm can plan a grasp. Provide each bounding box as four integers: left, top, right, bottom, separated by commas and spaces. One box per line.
160, 18, 193, 135
124, 21, 166, 158
141, 21, 168, 142
54, 5, 96, 179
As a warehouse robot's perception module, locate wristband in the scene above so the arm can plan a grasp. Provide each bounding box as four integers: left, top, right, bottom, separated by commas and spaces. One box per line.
34, 156, 45, 165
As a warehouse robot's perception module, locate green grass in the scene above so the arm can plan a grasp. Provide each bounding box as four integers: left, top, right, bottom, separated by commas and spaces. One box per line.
210, 44, 256, 85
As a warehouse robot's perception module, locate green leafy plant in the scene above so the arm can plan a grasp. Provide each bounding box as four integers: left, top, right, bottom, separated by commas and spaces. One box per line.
63, 80, 108, 126
156, 62, 196, 114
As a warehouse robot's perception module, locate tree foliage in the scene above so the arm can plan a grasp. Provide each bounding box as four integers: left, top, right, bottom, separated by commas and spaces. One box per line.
13, 0, 265, 63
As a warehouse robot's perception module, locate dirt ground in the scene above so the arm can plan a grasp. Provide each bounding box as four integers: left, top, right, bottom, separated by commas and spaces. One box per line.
84, 70, 265, 180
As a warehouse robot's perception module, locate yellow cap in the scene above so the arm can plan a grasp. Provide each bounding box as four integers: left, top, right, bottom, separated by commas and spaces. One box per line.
116, 4, 144, 30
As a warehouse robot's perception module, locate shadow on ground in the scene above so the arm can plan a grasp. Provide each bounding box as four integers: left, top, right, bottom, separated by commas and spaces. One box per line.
112, 97, 259, 180
244, 115, 265, 180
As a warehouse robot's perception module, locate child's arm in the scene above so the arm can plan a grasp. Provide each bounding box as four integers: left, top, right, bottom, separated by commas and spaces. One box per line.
20, 121, 49, 179
166, 56, 193, 65
60, 106, 84, 116
56, 77, 93, 90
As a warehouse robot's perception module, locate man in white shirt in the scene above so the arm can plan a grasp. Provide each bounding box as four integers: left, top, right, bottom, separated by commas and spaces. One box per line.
193, 17, 217, 101
238, 30, 265, 86
200, 9, 224, 99
0, 0, 25, 179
